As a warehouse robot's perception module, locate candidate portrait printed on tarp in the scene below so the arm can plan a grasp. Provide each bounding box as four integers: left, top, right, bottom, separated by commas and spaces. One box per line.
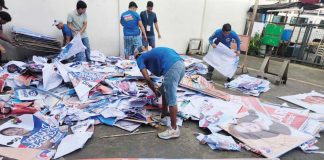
0, 114, 66, 150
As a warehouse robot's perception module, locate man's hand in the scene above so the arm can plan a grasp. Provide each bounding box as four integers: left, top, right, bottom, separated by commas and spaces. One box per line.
212, 44, 217, 48
235, 51, 240, 56
73, 30, 79, 35
143, 35, 148, 42
158, 34, 162, 39
0, 45, 6, 54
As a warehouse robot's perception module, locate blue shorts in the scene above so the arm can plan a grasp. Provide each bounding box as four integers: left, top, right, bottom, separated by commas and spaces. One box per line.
142, 36, 155, 48
160, 60, 185, 106
124, 36, 142, 57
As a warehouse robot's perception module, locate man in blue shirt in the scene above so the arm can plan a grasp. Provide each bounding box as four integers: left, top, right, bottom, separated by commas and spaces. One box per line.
140, 1, 161, 49
53, 20, 73, 46
121, 1, 147, 59
206, 23, 241, 82
135, 46, 185, 140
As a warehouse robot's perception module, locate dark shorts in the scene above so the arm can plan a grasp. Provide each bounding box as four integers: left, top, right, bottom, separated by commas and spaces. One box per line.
142, 36, 156, 48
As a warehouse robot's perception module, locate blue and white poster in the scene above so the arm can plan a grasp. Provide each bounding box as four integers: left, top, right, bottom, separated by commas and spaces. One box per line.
0, 114, 66, 150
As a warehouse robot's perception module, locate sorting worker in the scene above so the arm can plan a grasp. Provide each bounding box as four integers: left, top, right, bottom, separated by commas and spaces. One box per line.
134, 46, 185, 140
67, 0, 91, 62
140, 1, 161, 49
53, 20, 73, 46
120, 1, 147, 60
206, 23, 241, 82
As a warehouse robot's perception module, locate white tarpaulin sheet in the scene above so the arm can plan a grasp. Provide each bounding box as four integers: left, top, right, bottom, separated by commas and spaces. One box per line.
56, 34, 86, 62
203, 43, 239, 78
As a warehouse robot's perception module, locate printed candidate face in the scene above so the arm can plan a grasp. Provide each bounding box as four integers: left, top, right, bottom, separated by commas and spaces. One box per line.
1, 127, 29, 136
0, 107, 10, 114
234, 122, 263, 133
303, 96, 324, 104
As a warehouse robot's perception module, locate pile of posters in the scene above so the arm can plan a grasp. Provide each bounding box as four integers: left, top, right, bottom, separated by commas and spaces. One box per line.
203, 43, 239, 78
180, 55, 203, 68
0, 48, 322, 159
225, 74, 271, 96
12, 26, 61, 53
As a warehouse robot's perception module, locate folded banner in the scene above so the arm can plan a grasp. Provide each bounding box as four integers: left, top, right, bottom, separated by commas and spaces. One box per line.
56, 33, 86, 61
203, 43, 239, 78
180, 75, 230, 101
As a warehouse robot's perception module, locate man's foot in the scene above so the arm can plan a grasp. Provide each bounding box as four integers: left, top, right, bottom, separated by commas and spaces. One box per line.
158, 127, 180, 140
152, 115, 169, 126
226, 77, 234, 82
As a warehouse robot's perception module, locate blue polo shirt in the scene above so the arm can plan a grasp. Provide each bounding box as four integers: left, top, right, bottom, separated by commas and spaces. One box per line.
120, 10, 141, 36
209, 29, 241, 51
140, 11, 157, 36
136, 47, 182, 77
62, 24, 73, 38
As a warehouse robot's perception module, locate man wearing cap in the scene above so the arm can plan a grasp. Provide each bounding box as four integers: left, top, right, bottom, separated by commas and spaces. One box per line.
140, 1, 161, 49
67, 0, 90, 62
53, 20, 73, 46
0, 0, 8, 11
134, 46, 185, 140
120, 1, 147, 60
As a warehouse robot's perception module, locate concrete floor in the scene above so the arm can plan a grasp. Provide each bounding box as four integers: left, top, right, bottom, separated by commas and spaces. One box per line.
64, 55, 324, 160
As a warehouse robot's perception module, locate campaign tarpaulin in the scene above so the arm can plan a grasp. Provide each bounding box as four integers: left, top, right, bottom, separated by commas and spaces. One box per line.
15, 89, 46, 101
203, 43, 239, 78
56, 33, 86, 61
54, 120, 94, 159
260, 103, 321, 135
279, 91, 324, 114
0, 147, 55, 160
90, 50, 106, 63
180, 75, 230, 101
231, 95, 320, 135
0, 114, 66, 150
42, 63, 63, 91
220, 109, 313, 158
180, 55, 203, 68
68, 71, 107, 102
196, 98, 242, 133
